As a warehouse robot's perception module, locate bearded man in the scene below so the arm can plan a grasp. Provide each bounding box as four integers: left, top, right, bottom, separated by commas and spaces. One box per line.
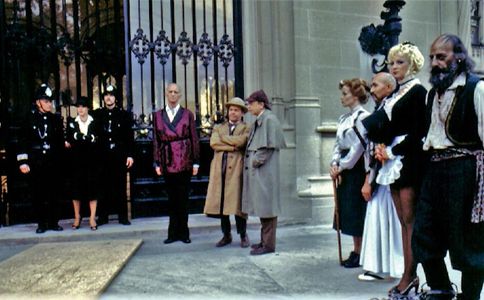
412, 34, 484, 300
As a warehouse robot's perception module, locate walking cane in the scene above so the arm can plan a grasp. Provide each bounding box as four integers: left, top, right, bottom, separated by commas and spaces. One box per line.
332, 178, 343, 265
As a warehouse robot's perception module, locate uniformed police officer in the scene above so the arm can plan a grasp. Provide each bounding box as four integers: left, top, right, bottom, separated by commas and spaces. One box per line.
94, 85, 134, 225
17, 84, 64, 233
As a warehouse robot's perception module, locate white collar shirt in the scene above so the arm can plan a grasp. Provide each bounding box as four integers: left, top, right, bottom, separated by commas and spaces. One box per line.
166, 104, 180, 123
75, 115, 93, 135
423, 73, 484, 150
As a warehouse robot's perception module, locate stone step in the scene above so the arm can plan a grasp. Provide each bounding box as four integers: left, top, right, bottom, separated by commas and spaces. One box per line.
0, 239, 142, 295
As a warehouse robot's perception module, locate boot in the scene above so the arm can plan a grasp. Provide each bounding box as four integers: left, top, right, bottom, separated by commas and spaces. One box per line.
216, 234, 232, 247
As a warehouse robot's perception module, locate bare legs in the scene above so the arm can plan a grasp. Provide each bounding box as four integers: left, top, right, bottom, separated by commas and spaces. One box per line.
353, 236, 362, 254
72, 200, 81, 228
391, 186, 417, 291
89, 200, 97, 229
72, 199, 98, 229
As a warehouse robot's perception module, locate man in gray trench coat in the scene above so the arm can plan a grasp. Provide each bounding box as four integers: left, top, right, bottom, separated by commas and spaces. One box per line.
242, 89, 286, 255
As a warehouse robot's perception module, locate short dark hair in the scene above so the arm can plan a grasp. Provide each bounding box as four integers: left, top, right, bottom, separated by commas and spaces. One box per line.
431, 34, 475, 73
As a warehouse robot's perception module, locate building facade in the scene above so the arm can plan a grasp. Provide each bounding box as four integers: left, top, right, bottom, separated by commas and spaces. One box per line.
241, 0, 483, 224
0, 0, 482, 224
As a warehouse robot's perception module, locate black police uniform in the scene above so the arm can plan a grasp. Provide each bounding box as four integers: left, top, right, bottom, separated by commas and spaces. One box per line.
17, 100, 65, 232
93, 106, 134, 224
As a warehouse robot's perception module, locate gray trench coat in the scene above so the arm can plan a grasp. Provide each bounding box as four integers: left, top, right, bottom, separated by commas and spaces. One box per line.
242, 110, 286, 218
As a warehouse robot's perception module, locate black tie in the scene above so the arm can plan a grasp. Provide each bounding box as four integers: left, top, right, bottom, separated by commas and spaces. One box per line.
248, 121, 258, 146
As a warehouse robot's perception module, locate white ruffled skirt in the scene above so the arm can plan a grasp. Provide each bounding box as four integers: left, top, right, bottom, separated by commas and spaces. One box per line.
360, 135, 406, 278
360, 185, 404, 278
376, 135, 405, 186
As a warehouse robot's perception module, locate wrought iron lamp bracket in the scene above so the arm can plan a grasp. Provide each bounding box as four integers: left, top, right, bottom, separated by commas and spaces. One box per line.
358, 0, 406, 73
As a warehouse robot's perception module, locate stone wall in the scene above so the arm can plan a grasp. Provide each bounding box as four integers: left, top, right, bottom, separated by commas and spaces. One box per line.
242, 0, 461, 224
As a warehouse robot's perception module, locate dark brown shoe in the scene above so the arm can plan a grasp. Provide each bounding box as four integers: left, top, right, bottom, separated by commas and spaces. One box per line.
216, 235, 232, 247
250, 246, 275, 255
251, 242, 263, 249
240, 236, 250, 248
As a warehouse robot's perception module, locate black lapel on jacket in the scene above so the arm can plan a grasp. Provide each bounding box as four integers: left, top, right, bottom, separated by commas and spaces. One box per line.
161, 108, 177, 133
72, 119, 81, 133
171, 107, 185, 129
87, 117, 96, 136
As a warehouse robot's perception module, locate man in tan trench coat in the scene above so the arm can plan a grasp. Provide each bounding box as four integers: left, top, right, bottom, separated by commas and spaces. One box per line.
242, 90, 286, 255
204, 97, 251, 248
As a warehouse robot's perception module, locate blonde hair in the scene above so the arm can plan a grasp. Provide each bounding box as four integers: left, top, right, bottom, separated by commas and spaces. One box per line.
339, 78, 370, 104
388, 42, 425, 75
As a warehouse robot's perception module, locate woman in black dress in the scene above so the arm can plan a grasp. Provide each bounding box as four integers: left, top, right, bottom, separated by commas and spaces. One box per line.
373, 42, 427, 297
66, 97, 100, 230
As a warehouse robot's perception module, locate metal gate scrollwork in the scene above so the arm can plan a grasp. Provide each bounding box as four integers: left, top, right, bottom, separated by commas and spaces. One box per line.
126, 0, 244, 217
0, 0, 244, 222
126, 0, 243, 140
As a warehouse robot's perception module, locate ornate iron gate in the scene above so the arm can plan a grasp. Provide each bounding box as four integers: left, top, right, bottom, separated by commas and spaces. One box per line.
0, 0, 129, 224
0, 0, 244, 224
126, 0, 244, 217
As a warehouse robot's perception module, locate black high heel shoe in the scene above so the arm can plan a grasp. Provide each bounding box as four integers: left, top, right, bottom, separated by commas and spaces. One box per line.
388, 276, 419, 297
89, 218, 98, 231
72, 217, 82, 230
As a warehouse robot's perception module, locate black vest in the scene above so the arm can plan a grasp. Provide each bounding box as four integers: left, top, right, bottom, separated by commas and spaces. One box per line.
425, 74, 484, 149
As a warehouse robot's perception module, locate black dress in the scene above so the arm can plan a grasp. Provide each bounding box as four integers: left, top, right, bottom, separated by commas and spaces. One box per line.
363, 81, 427, 190
387, 83, 427, 189
336, 155, 367, 236
66, 116, 100, 201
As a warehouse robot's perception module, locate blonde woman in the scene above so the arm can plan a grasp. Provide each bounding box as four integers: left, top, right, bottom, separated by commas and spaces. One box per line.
373, 42, 427, 297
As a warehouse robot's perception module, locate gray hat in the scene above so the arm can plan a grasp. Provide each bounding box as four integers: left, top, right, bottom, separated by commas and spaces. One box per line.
225, 97, 247, 113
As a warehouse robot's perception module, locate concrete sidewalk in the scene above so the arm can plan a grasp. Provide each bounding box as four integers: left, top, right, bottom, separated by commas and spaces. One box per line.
0, 214, 305, 244
0, 216, 481, 299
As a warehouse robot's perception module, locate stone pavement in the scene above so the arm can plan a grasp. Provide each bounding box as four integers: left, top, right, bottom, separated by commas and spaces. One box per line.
0, 240, 142, 295
0, 215, 482, 300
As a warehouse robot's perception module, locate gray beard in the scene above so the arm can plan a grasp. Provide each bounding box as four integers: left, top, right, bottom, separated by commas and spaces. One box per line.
429, 61, 459, 95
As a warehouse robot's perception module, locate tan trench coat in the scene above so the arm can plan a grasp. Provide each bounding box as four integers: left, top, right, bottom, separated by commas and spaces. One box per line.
204, 122, 250, 216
